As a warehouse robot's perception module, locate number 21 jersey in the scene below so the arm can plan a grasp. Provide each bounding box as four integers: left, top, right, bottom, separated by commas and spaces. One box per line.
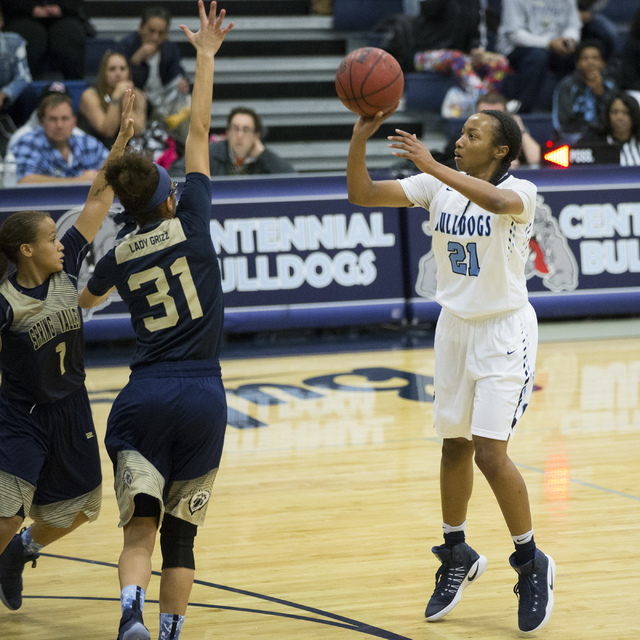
399, 172, 537, 320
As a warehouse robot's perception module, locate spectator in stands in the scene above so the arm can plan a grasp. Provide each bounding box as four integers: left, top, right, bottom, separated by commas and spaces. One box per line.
576, 92, 640, 165
620, 7, 640, 95
7, 81, 85, 151
12, 88, 109, 183
0, 5, 38, 131
552, 39, 618, 141
0, 0, 88, 80
578, 0, 619, 62
169, 107, 295, 177
435, 92, 541, 169
77, 51, 147, 149
413, 0, 511, 103
497, 0, 583, 113
115, 5, 191, 134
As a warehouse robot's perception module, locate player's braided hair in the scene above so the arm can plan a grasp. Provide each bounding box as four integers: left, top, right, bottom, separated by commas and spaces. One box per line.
481, 109, 522, 185
104, 153, 163, 227
0, 211, 51, 281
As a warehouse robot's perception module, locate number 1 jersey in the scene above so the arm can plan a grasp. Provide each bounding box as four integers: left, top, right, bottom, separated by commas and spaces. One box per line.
0, 226, 89, 404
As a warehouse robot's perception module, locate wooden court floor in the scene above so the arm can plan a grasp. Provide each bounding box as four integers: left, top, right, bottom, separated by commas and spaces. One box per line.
1, 320, 639, 639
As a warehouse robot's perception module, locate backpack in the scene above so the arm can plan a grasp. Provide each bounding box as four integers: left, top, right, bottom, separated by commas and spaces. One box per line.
369, 13, 418, 72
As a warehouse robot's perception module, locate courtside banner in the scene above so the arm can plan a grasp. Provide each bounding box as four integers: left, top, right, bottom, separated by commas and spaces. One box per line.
404, 166, 640, 322
209, 197, 406, 332
0, 175, 406, 337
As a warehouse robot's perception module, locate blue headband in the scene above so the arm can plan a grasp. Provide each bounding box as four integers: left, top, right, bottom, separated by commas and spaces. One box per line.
138, 163, 172, 214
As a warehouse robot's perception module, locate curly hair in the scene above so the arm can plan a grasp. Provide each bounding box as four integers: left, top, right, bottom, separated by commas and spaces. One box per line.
104, 154, 163, 227
479, 110, 523, 184
0, 211, 51, 280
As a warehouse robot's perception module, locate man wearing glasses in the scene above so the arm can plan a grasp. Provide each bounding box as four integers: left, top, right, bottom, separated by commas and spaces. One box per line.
169, 106, 296, 177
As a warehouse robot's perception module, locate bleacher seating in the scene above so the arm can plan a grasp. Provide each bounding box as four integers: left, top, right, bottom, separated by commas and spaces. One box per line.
404, 72, 457, 112
75, 0, 446, 172
30, 80, 87, 114
445, 113, 558, 148
19, 0, 635, 173
85, 37, 118, 77
333, 0, 403, 31
601, 0, 640, 23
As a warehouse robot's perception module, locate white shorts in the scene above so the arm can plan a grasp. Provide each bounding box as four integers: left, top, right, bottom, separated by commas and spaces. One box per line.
433, 303, 538, 441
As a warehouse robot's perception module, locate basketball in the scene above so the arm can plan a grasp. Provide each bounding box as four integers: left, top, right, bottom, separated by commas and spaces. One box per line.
335, 47, 404, 118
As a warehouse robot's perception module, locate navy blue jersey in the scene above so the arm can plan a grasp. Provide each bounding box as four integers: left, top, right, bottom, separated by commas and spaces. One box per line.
87, 172, 224, 367
0, 226, 90, 404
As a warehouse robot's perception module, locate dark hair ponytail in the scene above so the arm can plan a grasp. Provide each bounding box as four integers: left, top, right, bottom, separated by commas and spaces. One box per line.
480, 109, 522, 184
0, 249, 8, 283
0, 211, 51, 281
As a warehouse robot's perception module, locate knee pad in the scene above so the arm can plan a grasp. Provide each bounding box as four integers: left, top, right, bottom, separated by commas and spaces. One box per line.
160, 514, 198, 570
133, 493, 161, 521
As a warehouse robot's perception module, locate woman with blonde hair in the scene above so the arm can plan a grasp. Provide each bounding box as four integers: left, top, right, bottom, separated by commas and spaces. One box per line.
78, 51, 146, 148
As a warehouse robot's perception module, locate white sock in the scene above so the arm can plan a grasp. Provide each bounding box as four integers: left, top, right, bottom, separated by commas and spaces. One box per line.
442, 520, 467, 534
512, 529, 534, 546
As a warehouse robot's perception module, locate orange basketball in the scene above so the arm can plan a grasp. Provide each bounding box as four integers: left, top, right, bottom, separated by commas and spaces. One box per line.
335, 47, 404, 117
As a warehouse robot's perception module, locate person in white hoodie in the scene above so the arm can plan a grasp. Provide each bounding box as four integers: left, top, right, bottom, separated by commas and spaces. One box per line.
497, 0, 582, 113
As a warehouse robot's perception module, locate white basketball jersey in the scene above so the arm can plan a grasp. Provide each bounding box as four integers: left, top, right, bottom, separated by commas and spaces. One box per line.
399, 172, 537, 320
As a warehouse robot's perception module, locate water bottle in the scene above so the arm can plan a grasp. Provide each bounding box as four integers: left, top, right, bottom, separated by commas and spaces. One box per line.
3, 151, 17, 188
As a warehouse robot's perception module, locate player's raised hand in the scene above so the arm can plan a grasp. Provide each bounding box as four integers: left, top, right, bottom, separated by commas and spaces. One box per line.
353, 101, 400, 140
388, 128, 436, 173
118, 89, 136, 141
179, 1, 234, 55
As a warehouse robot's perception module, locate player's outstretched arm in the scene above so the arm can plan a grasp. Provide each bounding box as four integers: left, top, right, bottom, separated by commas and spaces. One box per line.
74, 90, 136, 243
180, 0, 233, 177
347, 110, 411, 208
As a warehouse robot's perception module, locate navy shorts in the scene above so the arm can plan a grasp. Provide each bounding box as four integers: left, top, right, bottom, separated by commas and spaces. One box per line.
0, 385, 102, 507
105, 360, 227, 487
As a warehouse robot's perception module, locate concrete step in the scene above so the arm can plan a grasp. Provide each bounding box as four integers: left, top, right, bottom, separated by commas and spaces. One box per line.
85, 0, 311, 18
209, 97, 416, 127
184, 55, 344, 84
208, 99, 443, 141
84, 10, 440, 173
90, 15, 336, 42
270, 132, 446, 173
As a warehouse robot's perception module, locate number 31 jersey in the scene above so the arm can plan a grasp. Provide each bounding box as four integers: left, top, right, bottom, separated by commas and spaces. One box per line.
399, 172, 537, 320
87, 173, 224, 367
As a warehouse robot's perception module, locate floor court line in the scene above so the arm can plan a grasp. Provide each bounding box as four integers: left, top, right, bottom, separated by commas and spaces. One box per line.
32, 553, 414, 640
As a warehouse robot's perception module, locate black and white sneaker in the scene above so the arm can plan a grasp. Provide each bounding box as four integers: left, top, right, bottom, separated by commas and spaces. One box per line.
510, 549, 555, 633
425, 542, 487, 621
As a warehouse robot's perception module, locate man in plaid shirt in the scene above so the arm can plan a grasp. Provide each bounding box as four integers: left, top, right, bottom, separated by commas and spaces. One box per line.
12, 90, 108, 184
